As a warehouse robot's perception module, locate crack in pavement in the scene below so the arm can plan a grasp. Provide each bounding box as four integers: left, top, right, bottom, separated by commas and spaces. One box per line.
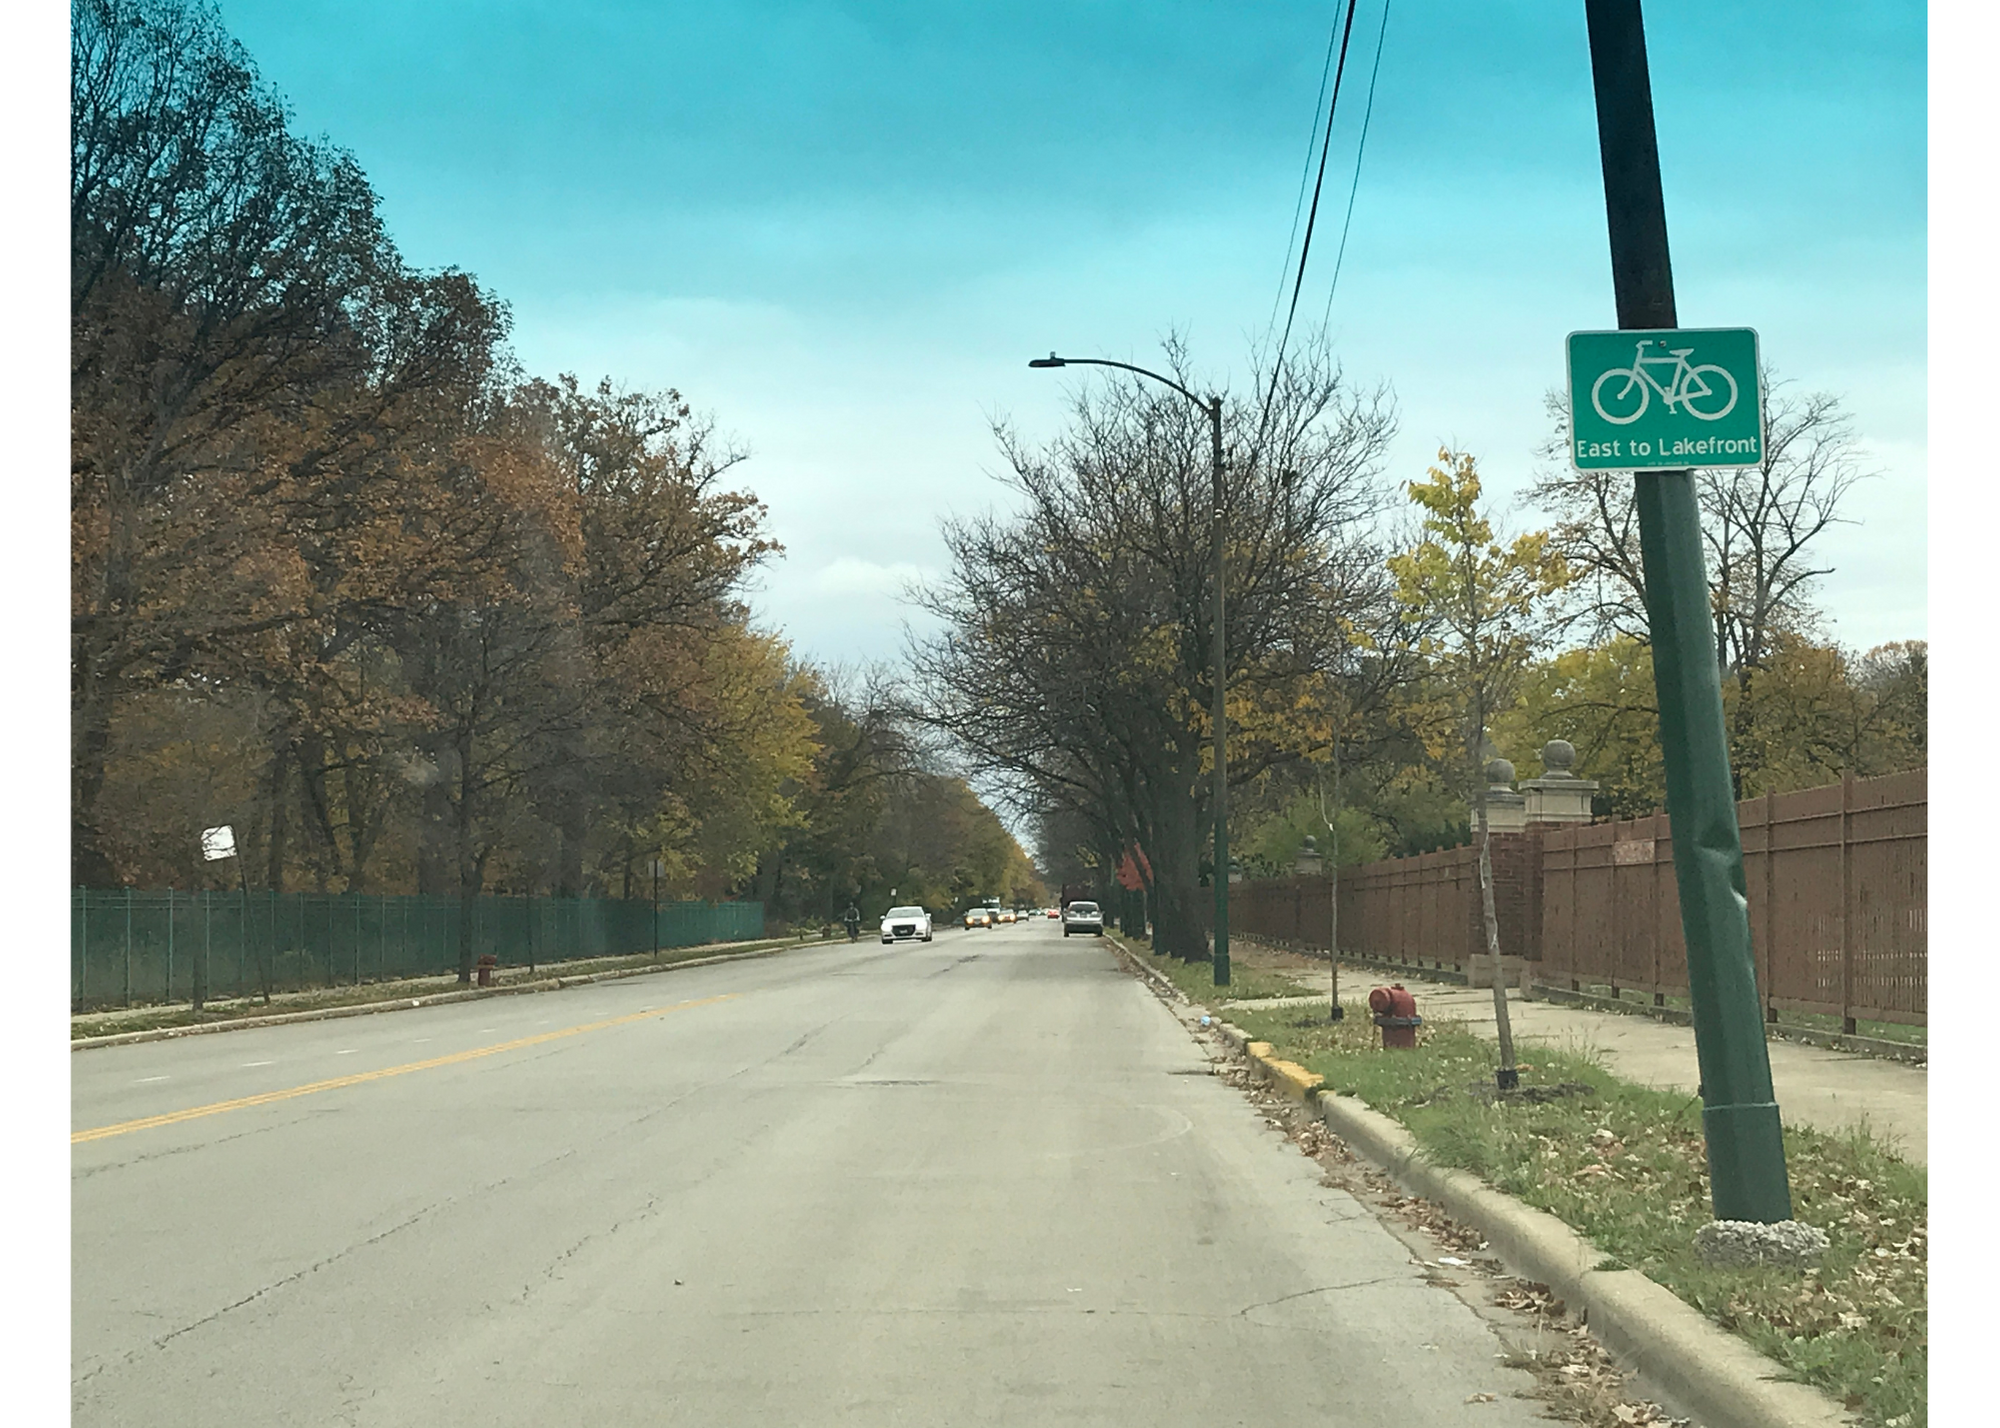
777, 1017, 844, 1058
1233, 1275, 1415, 1316
74, 1193, 457, 1392
71, 1139, 615, 1395
516, 1191, 669, 1303
72, 1114, 294, 1178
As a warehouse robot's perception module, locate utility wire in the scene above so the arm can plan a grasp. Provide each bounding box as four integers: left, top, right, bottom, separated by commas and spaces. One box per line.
1266, 19, 1345, 337
1253, 0, 1362, 462
1320, 0, 1392, 331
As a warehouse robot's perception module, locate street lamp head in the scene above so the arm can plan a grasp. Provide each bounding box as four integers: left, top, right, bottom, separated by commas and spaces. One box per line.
1027, 353, 1066, 369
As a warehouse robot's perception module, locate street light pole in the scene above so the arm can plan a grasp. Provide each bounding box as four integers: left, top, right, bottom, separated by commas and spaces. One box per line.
1029, 355, 1230, 986
1207, 394, 1229, 987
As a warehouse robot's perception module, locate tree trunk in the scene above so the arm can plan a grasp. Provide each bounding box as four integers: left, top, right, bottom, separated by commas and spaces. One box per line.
71, 478, 141, 889
71, 644, 121, 887
1144, 795, 1209, 962
295, 732, 350, 887
415, 732, 457, 896
1323, 748, 1342, 1019
265, 739, 290, 894
1473, 776, 1518, 1076
1728, 661, 1758, 800
753, 848, 783, 913
342, 760, 386, 892
555, 791, 587, 898
454, 728, 479, 984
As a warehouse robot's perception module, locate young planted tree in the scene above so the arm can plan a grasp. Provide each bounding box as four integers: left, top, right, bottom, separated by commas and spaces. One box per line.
1388, 450, 1569, 1084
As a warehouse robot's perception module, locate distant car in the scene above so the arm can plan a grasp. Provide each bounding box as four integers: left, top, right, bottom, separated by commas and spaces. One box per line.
881, 906, 933, 943
964, 907, 993, 930
1062, 901, 1104, 936
996, 908, 1015, 924
1045, 907, 1059, 919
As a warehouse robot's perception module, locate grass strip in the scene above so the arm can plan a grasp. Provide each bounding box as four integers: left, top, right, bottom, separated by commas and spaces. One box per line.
1130, 943, 1323, 1005
1228, 1003, 1925, 1428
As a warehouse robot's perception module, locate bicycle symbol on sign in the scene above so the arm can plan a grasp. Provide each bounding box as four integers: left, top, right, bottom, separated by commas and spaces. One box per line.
1589, 339, 1739, 426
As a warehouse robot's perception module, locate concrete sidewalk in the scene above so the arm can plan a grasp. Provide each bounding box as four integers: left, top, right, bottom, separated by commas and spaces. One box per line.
1225, 951, 1927, 1167
1377, 979, 1927, 1166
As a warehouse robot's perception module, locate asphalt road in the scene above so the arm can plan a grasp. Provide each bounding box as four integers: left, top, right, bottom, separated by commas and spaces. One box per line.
74, 918, 1542, 1426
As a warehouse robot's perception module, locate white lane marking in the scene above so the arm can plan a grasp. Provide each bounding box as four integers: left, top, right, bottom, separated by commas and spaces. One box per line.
409, 1038, 431, 1044
241, 1061, 274, 1068
136, 1075, 168, 1084
336, 1049, 359, 1055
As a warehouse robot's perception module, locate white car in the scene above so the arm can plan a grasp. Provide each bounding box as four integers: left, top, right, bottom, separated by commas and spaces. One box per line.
1061, 901, 1104, 936
881, 906, 934, 943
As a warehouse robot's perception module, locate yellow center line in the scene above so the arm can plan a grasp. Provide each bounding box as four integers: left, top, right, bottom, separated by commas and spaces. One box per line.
72, 994, 739, 1145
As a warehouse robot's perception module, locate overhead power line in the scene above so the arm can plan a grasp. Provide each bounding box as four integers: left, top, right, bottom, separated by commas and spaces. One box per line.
1266, 19, 1345, 337
1320, 0, 1393, 330
1254, 0, 1362, 457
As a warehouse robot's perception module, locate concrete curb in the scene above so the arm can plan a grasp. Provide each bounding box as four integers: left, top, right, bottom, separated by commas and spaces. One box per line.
1215, 1019, 1854, 1428
72, 939, 841, 1051
1242, 1042, 1325, 1101
1109, 938, 1189, 1004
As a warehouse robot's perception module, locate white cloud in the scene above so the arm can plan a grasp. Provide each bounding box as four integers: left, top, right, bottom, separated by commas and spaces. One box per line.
812, 558, 933, 598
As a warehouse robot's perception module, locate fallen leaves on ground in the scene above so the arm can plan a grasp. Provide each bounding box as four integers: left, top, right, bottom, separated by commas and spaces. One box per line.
1203, 1031, 1689, 1428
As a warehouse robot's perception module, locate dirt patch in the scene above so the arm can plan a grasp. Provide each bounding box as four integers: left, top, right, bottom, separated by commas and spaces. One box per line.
1410, 1080, 1600, 1108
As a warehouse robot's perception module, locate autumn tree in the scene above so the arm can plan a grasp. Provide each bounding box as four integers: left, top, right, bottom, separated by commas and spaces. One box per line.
747, 668, 912, 921
911, 338, 1398, 962
71, 0, 508, 883
69, 0, 1040, 966
1528, 373, 1873, 793
1389, 449, 1570, 1078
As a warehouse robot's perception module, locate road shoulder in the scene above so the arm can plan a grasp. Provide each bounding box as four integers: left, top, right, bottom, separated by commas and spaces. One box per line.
1108, 933, 1861, 1428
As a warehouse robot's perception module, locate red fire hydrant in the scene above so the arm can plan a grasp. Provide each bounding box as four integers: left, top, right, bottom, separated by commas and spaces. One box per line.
476, 953, 498, 987
1368, 984, 1423, 1049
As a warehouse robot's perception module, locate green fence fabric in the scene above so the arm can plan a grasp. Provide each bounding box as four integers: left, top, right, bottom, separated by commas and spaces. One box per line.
71, 890, 764, 1011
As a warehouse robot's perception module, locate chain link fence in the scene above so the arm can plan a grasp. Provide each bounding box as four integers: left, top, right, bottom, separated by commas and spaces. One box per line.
71, 890, 764, 1012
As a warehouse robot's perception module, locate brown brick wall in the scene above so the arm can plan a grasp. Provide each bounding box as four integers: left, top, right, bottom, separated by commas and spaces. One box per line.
1467, 830, 1542, 962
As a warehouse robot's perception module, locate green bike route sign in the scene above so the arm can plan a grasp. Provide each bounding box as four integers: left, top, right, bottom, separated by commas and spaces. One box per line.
1566, 327, 1762, 471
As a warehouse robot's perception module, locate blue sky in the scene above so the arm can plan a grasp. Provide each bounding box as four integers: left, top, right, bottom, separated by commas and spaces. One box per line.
218, 0, 1927, 665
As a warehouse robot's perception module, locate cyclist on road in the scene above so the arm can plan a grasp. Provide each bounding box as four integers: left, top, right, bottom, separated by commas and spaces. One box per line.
843, 903, 862, 942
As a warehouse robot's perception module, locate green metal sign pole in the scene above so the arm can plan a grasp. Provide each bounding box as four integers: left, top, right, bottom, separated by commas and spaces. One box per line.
1584, 0, 1792, 1223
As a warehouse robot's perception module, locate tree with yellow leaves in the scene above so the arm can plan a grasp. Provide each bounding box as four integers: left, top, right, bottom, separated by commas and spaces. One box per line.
1389, 449, 1570, 1081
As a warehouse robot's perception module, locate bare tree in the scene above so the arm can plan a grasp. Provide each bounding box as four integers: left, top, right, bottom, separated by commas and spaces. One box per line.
1528, 372, 1873, 789
907, 338, 1398, 962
